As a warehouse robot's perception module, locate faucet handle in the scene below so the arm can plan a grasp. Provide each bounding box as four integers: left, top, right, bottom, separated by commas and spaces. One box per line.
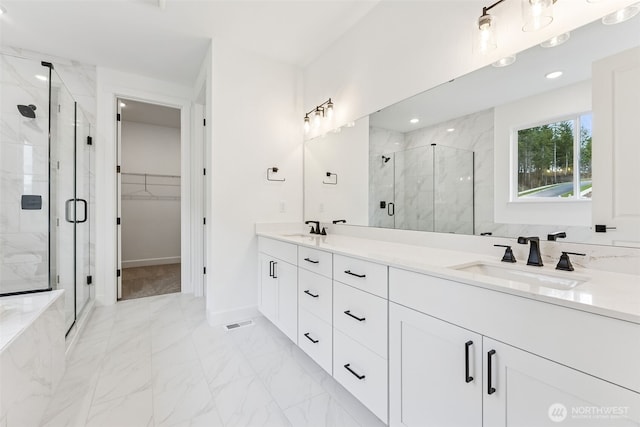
308, 226, 317, 234
556, 251, 586, 271
494, 245, 516, 263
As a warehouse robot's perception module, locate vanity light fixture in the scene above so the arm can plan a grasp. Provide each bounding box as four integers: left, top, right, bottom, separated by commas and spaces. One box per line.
476, 0, 506, 53
492, 55, 516, 67
303, 98, 334, 133
410, 118, 420, 124
540, 32, 570, 48
522, 0, 557, 32
545, 70, 563, 79
602, 4, 640, 25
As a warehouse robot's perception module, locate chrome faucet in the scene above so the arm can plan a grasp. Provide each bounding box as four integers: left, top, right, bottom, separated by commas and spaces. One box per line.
517, 236, 543, 266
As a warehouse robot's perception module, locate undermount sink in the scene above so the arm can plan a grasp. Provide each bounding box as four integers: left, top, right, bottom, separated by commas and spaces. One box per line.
280, 233, 319, 238
453, 262, 590, 290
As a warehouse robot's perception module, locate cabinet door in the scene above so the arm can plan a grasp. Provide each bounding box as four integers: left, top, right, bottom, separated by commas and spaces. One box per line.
483, 337, 640, 427
389, 303, 482, 427
275, 259, 297, 343
258, 253, 277, 323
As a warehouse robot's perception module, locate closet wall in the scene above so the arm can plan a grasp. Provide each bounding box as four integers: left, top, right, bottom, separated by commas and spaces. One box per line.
121, 120, 180, 268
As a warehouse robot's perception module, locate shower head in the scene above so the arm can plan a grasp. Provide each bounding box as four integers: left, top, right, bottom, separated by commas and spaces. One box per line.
382, 155, 391, 163
17, 104, 37, 119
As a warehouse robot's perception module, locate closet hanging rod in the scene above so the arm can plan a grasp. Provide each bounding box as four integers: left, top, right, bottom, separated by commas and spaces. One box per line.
121, 172, 181, 179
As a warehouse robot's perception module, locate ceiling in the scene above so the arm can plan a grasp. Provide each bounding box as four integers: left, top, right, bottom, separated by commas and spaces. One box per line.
120, 98, 181, 128
369, 14, 640, 133
0, 0, 380, 86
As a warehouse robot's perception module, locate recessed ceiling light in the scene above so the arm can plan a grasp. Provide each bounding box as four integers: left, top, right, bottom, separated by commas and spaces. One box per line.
0, 5, 7, 15
602, 4, 640, 25
35, 74, 47, 81
540, 32, 570, 48
545, 71, 563, 79
410, 118, 420, 124
120, 102, 126, 107
492, 56, 516, 67
447, 128, 455, 132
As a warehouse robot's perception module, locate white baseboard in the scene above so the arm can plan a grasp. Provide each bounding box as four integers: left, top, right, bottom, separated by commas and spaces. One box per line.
206, 304, 259, 327
122, 257, 181, 268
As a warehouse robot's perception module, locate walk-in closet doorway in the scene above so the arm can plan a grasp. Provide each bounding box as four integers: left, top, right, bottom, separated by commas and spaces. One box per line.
116, 99, 182, 300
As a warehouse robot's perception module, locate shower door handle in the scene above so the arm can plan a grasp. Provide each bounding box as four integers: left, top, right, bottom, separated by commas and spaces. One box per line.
387, 202, 395, 216
76, 199, 88, 223
65, 199, 75, 223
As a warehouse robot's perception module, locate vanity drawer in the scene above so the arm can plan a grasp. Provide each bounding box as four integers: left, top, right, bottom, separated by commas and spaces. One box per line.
333, 281, 388, 358
333, 254, 388, 298
299, 269, 332, 323
298, 309, 332, 375
298, 246, 332, 278
258, 237, 297, 265
333, 328, 388, 423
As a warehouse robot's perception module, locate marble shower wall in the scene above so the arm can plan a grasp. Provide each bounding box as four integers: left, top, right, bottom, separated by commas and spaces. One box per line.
0, 55, 51, 293
0, 48, 96, 295
370, 109, 483, 233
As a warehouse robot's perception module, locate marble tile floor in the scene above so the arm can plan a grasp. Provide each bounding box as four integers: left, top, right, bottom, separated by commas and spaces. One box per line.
41, 293, 386, 427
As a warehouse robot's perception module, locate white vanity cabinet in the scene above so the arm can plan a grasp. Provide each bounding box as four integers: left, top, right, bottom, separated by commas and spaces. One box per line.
389, 302, 482, 427
333, 255, 389, 422
483, 337, 640, 427
257, 237, 298, 343
297, 247, 333, 374
389, 267, 640, 427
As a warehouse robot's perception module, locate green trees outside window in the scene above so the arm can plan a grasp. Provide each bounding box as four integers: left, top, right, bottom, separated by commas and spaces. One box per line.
517, 114, 592, 199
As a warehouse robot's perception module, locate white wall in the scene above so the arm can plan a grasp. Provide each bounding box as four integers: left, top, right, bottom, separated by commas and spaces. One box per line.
95, 67, 192, 305
304, 116, 369, 225
120, 121, 181, 267
303, 0, 636, 131
494, 81, 591, 227
206, 39, 303, 324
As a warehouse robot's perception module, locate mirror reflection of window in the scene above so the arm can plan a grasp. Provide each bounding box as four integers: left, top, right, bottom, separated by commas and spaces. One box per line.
516, 113, 592, 200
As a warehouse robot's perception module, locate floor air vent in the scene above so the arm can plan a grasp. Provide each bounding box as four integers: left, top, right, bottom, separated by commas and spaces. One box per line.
224, 320, 254, 331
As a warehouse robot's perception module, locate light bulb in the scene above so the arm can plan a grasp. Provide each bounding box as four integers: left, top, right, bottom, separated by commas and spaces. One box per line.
522, 0, 554, 32
326, 99, 334, 120
304, 115, 310, 133
476, 13, 497, 53
314, 108, 322, 128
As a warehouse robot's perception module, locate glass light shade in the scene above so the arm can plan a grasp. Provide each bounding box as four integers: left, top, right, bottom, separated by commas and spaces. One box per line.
540, 32, 570, 48
522, 0, 554, 32
602, 5, 640, 25
326, 100, 334, 119
492, 55, 516, 67
314, 109, 322, 128
303, 116, 310, 133
476, 13, 497, 54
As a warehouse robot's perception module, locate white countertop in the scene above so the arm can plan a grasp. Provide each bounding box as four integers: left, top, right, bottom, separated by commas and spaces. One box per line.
257, 231, 640, 324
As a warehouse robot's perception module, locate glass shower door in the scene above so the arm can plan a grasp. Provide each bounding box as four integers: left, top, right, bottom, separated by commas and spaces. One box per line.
75, 109, 93, 317
49, 70, 77, 332
433, 145, 474, 235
